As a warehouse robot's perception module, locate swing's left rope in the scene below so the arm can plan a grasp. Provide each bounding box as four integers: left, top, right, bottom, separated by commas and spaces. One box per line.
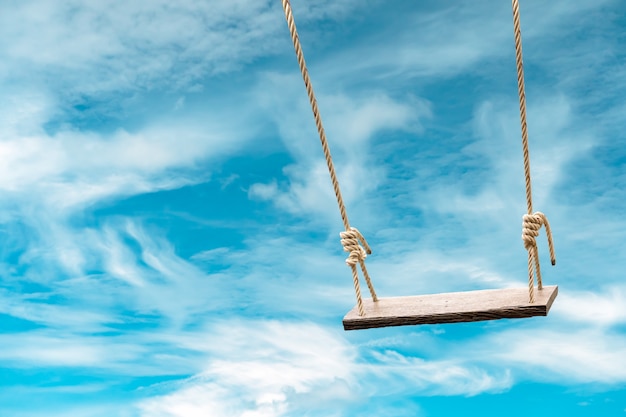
281, 0, 378, 315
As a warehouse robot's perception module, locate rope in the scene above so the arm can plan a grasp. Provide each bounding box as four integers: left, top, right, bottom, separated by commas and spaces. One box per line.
512, 0, 556, 302
522, 212, 556, 288
281, 0, 377, 315
341, 227, 378, 307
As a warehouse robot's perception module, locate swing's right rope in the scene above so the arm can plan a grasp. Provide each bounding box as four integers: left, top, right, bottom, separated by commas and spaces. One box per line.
512, 0, 556, 302
281, 0, 377, 316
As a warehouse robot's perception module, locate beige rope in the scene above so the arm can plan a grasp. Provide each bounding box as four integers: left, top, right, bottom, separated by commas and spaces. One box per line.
341, 227, 378, 305
281, 0, 377, 315
512, 0, 556, 302
522, 212, 557, 287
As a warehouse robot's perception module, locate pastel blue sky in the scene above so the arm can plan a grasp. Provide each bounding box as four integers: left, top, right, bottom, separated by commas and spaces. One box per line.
0, 0, 625, 415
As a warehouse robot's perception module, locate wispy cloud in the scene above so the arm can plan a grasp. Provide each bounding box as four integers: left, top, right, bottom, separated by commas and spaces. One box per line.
250, 71, 431, 224
554, 286, 626, 327
1, 0, 625, 415
0, 0, 365, 100
483, 327, 626, 385
137, 320, 510, 417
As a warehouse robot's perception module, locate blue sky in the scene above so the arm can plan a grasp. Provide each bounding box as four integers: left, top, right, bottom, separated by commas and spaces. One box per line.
0, 0, 625, 415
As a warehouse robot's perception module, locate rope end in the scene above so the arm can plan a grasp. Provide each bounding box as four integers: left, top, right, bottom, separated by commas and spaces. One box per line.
551, 259, 556, 266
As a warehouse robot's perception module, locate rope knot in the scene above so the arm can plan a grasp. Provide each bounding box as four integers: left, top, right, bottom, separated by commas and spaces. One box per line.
522, 212, 542, 250
340, 227, 371, 267
522, 211, 556, 265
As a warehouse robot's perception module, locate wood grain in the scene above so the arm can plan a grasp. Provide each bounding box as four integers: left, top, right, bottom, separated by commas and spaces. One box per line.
343, 285, 558, 331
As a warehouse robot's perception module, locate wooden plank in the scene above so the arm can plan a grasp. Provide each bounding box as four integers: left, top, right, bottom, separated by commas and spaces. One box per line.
343, 285, 558, 331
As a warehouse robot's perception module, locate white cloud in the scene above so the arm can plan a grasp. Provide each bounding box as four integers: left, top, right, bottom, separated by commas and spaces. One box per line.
553, 286, 626, 327
0, 217, 234, 344
251, 72, 431, 222
0, 289, 112, 333
0, 89, 252, 217
137, 320, 510, 417
0, 0, 372, 228
0, 0, 364, 99
320, 0, 617, 85
419, 94, 594, 218
137, 321, 357, 417
249, 180, 279, 201
3, 403, 134, 417
86, 219, 234, 324
365, 349, 512, 397
486, 328, 626, 385
0, 329, 143, 368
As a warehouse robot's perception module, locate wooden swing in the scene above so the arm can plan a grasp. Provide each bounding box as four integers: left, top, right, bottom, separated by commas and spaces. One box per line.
281, 0, 558, 331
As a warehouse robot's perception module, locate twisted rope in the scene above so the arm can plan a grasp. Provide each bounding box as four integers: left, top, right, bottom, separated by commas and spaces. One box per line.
512, 0, 556, 302
281, 0, 377, 316
522, 212, 557, 294
341, 228, 379, 312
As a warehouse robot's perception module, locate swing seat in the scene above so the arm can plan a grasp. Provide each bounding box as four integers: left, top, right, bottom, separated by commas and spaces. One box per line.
343, 285, 558, 330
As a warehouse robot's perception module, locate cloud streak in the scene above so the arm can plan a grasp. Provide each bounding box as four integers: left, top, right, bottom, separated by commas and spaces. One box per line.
137, 320, 511, 417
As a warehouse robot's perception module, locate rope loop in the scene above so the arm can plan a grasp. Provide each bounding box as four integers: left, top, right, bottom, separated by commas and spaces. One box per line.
339, 227, 378, 310
340, 227, 372, 267
522, 211, 556, 302
521, 211, 556, 265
